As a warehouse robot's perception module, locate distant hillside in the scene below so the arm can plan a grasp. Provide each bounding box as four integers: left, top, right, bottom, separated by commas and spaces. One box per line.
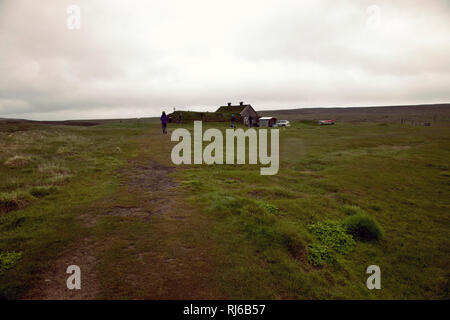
0, 117, 154, 127
258, 103, 450, 124
2, 103, 449, 126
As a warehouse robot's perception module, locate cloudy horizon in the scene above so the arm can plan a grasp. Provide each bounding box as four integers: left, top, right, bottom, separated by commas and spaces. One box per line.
1, 0, 449, 121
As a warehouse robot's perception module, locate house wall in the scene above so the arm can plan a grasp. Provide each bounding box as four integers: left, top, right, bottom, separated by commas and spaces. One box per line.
240, 106, 259, 126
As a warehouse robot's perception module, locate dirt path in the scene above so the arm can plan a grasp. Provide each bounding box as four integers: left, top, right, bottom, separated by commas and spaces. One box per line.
23, 238, 100, 299
24, 154, 222, 299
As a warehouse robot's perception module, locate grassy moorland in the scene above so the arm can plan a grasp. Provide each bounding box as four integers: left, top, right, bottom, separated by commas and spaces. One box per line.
0, 120, 147, 298
174, 121, 450, 299
0, 118, 449, 299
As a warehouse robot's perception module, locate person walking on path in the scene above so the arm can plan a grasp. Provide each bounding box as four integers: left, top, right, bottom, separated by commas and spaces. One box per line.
161, 111, 168, 134
231, 114, 235, 128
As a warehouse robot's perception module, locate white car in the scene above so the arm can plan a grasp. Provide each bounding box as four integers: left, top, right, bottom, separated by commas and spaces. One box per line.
275, 120, 291, 127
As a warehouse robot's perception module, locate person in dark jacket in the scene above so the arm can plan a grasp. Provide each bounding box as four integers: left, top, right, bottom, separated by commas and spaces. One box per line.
231, 114, 235, 128
161, 111, 168, 134
178, 113, 182, 124
249, 115, 253, 128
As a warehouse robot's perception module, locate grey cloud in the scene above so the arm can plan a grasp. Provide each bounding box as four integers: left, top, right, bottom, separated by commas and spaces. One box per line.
0, 0, 449, 120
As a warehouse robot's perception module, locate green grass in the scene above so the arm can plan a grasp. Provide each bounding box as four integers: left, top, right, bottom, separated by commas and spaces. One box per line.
0, 119, 448, 299
28, 186, 59, 198
177, 121, 450, 299
0, 121, 148, 299
342, 204, 366, 216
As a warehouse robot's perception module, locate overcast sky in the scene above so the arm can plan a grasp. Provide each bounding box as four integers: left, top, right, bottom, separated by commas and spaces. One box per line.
0, 0, 449, 120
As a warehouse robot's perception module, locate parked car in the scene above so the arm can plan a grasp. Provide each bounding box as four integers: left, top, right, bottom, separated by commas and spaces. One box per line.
274, 120, 291, 127
319, 120, 335, 125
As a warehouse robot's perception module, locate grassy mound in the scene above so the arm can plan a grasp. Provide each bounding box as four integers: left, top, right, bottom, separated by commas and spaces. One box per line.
343, 214, 383, 241
0, 191, 34, 214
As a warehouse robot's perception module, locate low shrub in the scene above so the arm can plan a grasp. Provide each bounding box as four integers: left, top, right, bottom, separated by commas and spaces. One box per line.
343, 214, 383, 241
308, 243, 335, 267
308, 220, 355, 254
0, 251, 23, 274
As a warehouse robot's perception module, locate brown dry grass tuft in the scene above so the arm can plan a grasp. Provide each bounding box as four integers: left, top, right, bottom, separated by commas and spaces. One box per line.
4, 155, 32, 168
0, 191, 34, 214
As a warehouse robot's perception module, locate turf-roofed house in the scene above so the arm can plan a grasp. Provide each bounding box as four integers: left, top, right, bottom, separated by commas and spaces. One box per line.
168, 102, 260, 126
216, 102, 259, 127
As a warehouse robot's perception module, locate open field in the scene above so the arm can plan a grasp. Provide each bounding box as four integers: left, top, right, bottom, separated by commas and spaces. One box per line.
259, 103, 450, 125
0, 110, 449, 299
